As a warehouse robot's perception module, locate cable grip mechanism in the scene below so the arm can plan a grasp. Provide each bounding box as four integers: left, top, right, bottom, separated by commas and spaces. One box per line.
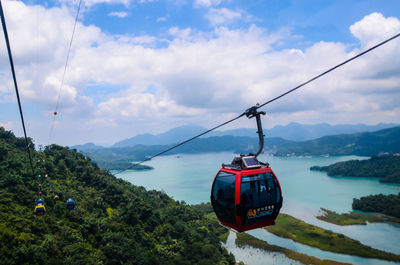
245, 105, 266, 157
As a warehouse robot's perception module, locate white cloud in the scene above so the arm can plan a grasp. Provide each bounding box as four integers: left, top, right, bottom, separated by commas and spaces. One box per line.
121, 35, 158, 45
194, 0, 223, 8
0, 122, 13, 130
350, 12, 400, 48
1, 1, 399, 145
57, 0, 157, 7
96, 87, 205, 124
157, 16, 167, 22
56, 0, 131, 7
205, 7, 242, 26
108, 11, 129, 18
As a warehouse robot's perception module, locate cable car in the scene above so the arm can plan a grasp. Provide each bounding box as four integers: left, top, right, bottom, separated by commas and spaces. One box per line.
54, 195, 60, 201
34, 199, 46, 217
210, 107, 283, 232
66, 198, 76, 210
49, 189, 53, 194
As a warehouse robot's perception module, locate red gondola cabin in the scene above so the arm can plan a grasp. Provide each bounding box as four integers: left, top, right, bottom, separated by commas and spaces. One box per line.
211, 155, 282, 232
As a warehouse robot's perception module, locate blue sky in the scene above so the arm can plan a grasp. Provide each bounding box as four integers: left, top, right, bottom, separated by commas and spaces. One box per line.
1, 0, 400, 146
70, 0, 400, 45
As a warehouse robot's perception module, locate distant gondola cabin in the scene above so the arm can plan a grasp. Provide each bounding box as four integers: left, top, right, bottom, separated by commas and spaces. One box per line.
34, 199, 46, 217
66, 198, 76, 210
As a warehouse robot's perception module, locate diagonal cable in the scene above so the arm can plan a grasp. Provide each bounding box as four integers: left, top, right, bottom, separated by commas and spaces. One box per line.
257, 32, 400, 109
0, 0, 34, 175
113, 113, 245, 175
49, 0, 83, 142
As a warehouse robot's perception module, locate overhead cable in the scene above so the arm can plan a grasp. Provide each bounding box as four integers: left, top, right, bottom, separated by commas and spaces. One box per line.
49, 0, 83, 142
113, 114, 245, 175
0, 0, 35, 175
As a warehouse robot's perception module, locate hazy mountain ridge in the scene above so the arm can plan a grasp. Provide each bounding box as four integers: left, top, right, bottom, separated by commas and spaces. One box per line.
276, 126, 400, 156
77, 136, 293, 169
265, 122, 397, 141
109, 123, 397, 148
113, 124, 207, 147
72, 125, 400, 169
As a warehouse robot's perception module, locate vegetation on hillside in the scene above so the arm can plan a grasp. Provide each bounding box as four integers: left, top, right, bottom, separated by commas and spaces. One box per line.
276, 126, 400, 156
265, 214, 400, 261
353, 193, 400, 218
310, 156, 400, 183
0, 127, 234, 265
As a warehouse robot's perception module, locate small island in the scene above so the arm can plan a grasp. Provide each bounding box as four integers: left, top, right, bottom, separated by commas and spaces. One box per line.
310, 156, 400, 183
311, 156, 400, 225
316, 208, 400, 225
353, 193, 400, 219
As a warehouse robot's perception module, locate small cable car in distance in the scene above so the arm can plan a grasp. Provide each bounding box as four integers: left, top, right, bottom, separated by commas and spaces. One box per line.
34, 199, 46, 217
211, 106, 283, 232
66, 198, 76, 210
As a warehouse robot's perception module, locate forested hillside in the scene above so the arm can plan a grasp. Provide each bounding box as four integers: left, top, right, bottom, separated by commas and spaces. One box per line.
0, 127, 234, 265
310, 156, 400, 183
353, 193, 400, 218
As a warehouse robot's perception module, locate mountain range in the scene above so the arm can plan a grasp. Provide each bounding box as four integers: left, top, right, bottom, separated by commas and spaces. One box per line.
108, 122, 397, 148
73, 136, 293, 168
276, 126, 400, 156
71, 125, 400, 171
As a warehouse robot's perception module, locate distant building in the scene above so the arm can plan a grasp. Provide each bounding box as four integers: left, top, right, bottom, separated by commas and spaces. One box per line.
393, 153, 400, 157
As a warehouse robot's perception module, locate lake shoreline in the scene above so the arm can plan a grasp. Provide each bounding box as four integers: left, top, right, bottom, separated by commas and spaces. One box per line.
235, 232, 351, 265
118, 153, 400, 264
265, 213, 400, 262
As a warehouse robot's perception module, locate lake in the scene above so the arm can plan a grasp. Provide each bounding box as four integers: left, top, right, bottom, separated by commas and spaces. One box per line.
116, 152, 400, 265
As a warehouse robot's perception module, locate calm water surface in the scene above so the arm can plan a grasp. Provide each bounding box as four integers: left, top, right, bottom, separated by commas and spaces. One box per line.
223, 231, 303, 265
117, 152, 400, 264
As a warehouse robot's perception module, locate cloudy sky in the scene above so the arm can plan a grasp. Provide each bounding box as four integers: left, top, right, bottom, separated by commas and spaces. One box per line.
1, 0, 400, 146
